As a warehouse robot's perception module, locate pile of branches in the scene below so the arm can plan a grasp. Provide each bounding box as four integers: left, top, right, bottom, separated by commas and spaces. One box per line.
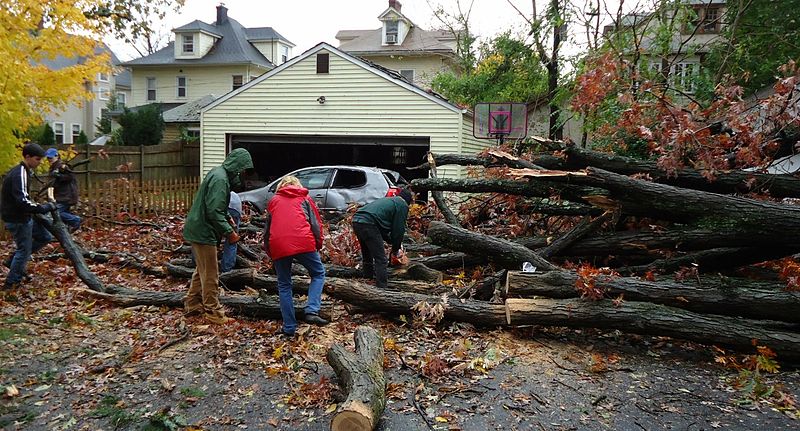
394, 145, 800, 362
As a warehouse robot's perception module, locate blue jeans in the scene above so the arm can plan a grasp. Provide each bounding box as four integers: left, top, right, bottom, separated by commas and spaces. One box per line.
56, 203, 81, 230
4, 219, 53, 286
220, 208, 241, 273
273, 251, 325, 334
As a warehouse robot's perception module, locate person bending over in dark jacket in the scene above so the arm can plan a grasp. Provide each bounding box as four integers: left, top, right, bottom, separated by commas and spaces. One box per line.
1, 143, 56, 289
351, 188, 413, 289
263, 176, 328, 337
45, 148, 81, 232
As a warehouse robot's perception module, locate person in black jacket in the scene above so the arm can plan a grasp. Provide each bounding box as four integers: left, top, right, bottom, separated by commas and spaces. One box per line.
351, 188, 413, 289
1, 143, 56, 288
44, 148, 81, 231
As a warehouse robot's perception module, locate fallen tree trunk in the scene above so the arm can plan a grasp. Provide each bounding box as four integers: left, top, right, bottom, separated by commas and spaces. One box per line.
505, 271, 800, 323
559, 145, 800, 198
413, 252, 487, 270
325, 280, 800, 361
427, 221, 558, 271
538, 213, 611, 259
411, 177, 600, 204
34, 213, 106, 292
619, 246, 797, 275
78, 285, 332, 320
327, 326, 386, 431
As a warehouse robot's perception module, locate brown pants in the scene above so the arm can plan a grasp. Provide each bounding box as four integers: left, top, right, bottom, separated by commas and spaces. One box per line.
184, 243, 225, 319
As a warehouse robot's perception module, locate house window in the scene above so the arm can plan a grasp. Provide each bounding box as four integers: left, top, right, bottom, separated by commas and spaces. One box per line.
98, 86, 110, 100
399, 69, 414, 82
182, 34, 194, 54
116, 92, 126, 108
281, 45, 289, 64
386, 20, 398, 44
703, 7, 720, 32
146, 77, 156, 101
316, 53, 329, 74
392, 147, 407, 165
71, 124, 81, 142
53, 122, 64, 145
98, 72, 109, 82
671, 62, 698, 93
177, 76, 187, 98
691, 7, 721, 33
232, 75, 243, 90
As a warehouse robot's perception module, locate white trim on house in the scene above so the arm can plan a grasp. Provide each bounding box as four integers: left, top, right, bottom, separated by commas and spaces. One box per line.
53, 122, 65, 144
70, 123, 81, 143
202, 42, 463, 114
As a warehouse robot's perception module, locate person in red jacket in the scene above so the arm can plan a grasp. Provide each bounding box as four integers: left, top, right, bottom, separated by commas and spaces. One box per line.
263, 175, 328, 336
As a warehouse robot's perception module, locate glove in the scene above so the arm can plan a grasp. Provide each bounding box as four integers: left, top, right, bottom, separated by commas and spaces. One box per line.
227, 230, 240, 244
390, 249, 405, 267
40, 202, 56, 213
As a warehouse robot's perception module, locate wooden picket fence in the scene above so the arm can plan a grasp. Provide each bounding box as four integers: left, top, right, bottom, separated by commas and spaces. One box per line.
81, 177, 201, 226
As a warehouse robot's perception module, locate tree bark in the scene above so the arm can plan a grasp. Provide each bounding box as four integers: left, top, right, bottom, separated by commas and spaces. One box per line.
413, 252, 487, 270
327, 326, 386, 431
427, 221, 558, 271
411, 177, 600, 204
505, 271, 800, 323
619, 246, 797, 275
559, 145, 800, 198
325, 280, 800, 361
34, 213, 106, 292
78, 285, 333, 320
538, 213, 611, 259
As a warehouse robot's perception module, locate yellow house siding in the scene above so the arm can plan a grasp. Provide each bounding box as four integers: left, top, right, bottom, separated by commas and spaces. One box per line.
131, 65, 252, 107
198, 33, 216, 57
202, 49, 463, 177
461, 112, 491, 155
252, 41, 274, 63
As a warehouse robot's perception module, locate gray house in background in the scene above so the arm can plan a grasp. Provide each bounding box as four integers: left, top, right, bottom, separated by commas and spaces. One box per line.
42, 46, 129, 144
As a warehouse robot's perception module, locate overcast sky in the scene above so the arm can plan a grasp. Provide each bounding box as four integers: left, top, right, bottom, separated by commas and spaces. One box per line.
106, 0, 538, 61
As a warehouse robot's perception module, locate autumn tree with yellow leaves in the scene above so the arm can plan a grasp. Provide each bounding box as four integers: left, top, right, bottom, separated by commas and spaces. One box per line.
0, 0, 181, 170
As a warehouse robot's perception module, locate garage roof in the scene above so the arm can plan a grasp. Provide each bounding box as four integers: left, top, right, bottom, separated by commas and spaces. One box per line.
203, 42, 464, 114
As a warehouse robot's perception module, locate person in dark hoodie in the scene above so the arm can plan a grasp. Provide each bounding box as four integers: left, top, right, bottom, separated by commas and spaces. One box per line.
45, 148, 81, 232
183, 148, 253, 324
1, 143, 56, 289
263, 175, 328, 337
351, 188, 413, 289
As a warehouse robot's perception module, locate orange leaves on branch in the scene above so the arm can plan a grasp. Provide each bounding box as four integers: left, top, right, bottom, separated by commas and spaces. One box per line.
574, 263, 617, 300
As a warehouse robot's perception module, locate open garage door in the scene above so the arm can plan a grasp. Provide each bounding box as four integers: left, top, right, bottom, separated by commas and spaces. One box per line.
230, 134, 430, 189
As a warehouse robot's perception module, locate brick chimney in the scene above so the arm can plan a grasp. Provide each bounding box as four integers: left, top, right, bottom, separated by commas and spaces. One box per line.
388, 0, 402, 12
216, 3, 228, 24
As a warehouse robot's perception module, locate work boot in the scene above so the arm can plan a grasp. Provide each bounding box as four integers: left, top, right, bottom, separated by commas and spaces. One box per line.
303, 313, 329, 326
203, 312, 231, 325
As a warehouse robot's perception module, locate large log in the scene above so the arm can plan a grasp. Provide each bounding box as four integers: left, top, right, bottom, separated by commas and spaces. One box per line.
327, 326, 386, 431
34, 212, 106, 292
538, 213, 611, 259
88, 285, 333, 320
559, 145, 800, 198
417, 149, 800, 198
505, 271, 800, 323
411, 177, 599, 204
413, 252, 487, 270
325, 280, 800, 361
427, 221, 558, 271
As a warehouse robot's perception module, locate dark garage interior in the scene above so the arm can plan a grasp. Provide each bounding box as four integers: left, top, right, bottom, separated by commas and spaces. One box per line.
231, 134, 430, 190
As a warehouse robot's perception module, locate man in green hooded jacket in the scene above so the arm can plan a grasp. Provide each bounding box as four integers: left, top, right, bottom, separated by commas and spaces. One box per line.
183, 148, 253, 324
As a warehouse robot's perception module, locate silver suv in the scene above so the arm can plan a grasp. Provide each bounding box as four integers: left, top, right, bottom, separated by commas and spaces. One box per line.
238, 166, 406, 213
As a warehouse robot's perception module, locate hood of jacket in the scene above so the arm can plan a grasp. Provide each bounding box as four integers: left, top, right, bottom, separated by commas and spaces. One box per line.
222, 148, 254, 188
276, 185, 309, 199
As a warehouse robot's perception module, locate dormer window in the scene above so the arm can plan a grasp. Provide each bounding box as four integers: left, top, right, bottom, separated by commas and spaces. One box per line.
182, 34, 194, 54
386, 20, 398, 44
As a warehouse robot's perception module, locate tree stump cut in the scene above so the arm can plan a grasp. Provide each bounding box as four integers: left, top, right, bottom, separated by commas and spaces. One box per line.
326, 326, 386, 431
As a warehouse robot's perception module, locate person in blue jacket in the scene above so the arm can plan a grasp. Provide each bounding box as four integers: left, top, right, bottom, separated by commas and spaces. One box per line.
1, 143, 56, 289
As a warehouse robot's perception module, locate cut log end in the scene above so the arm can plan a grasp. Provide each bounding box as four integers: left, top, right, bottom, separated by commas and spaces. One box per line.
331, 400, 375, 431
